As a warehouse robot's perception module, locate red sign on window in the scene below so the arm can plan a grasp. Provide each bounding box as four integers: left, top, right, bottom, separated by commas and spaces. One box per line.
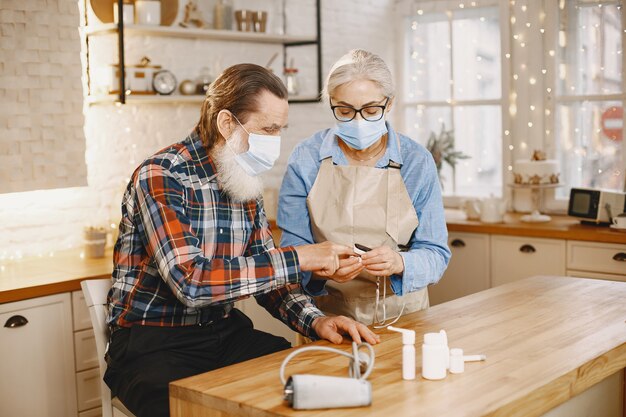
601, 106, 623, 141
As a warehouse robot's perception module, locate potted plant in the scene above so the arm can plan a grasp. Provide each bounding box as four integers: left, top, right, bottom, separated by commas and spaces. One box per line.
425, 124, 470, 187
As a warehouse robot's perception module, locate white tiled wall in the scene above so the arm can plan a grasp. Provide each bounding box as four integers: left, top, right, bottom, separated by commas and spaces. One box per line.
0, 0, 396, 258
0, 0, 87, 194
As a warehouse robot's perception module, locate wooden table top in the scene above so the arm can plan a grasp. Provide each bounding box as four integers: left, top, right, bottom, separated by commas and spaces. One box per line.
445, 211, 626, 244
170, 276, 626, 417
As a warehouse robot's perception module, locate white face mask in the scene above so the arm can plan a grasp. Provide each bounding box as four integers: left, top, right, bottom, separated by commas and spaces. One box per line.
227, 115, 281, 177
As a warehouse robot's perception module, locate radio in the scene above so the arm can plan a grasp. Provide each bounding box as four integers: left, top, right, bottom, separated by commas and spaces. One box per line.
567, 188, 626, 224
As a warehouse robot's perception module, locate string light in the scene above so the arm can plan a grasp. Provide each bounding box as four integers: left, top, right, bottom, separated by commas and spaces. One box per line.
405, 1, 624, 197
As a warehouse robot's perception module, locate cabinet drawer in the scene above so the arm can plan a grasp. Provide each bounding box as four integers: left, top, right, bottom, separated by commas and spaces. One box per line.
76, 367, 102, 412
75, 328, 98, 372
567, 241, 626, 276
73, 289, 93, 331
568, 270, 626, 282
491, 236, 566, 287
429, 232, 490, 305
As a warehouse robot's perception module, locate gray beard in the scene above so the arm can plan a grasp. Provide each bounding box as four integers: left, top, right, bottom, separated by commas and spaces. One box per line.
213, 140, 264, 203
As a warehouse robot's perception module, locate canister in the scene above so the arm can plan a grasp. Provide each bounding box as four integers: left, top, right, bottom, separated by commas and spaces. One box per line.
113, 0, 135, 25
135, 0, 161, 25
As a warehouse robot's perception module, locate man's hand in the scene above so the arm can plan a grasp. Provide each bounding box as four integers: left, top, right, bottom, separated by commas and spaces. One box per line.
295, 242, 354, 277
311, 316, 380, 345
320, 256, 363, 283
361, 246, 404, 276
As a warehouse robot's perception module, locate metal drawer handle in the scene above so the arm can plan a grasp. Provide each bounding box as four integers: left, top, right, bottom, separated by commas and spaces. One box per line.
450, 239, 466, 248
613, 252, 626, 262
519, 244, 536, 254
4, 315, 28, 328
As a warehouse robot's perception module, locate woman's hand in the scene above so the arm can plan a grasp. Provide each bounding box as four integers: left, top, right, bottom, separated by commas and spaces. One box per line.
361, 246, 404, 276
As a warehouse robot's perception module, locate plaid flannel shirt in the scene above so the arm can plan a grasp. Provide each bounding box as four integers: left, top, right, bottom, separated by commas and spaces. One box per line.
107, 132, 324, 337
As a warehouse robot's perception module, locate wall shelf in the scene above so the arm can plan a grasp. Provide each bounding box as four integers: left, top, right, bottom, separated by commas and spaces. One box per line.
82, 24, 317, 44
83, 0, 322, 105
86, 94, 320, 105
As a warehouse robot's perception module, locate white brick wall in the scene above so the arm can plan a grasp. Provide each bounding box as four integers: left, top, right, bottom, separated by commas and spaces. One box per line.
0, 0, 397, 258
0, 0, 87, 194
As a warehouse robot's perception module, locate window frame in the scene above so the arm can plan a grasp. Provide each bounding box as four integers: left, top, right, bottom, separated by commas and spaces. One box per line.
542, 0, 626, 212
395, 0, 512, 206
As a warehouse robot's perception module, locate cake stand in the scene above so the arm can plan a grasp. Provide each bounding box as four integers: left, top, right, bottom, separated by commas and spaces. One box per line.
508, 183, 562, 223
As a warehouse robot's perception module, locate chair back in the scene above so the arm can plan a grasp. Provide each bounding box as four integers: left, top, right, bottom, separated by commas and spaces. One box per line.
80, 279, 122, 417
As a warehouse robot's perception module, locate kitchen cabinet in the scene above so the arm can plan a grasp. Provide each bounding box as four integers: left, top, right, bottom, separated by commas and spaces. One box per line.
566, 240, 626, 281
491, 236, 566, 287
0, 293, 78, 417
432, 213, 626, 305
429, 232, 490, 305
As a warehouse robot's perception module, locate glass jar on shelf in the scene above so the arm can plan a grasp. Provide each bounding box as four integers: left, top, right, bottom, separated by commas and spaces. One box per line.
284, 67, 299, 96
135, 0, 161, 25
213, 0, 233, 30
195, 66, 213, 95
113, 0, 135, 25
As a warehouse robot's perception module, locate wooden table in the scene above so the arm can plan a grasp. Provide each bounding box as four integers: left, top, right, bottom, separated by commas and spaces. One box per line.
170, 276, 626, 417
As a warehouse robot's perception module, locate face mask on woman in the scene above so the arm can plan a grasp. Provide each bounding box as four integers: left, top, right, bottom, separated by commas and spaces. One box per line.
227, 115, 281, 177
335, 118, 388, 150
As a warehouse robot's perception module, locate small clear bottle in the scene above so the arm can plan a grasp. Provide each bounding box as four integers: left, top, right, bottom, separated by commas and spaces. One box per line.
284, 67, 299, 96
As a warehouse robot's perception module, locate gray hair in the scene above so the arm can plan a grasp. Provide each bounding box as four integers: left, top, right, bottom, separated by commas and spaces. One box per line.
322, 49, 394, 102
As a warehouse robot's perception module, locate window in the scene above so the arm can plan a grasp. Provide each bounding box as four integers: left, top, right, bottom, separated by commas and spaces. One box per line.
550, 0, 625, 198
400, 1, 506, 197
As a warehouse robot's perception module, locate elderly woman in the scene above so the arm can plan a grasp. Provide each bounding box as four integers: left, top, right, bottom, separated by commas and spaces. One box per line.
278, 49, 450, 327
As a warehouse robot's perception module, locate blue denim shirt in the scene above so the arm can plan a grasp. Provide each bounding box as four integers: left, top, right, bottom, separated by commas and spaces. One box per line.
278, 122, 451, 296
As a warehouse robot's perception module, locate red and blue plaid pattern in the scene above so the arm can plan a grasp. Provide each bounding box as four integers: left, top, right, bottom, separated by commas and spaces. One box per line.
108, 133, 323, 337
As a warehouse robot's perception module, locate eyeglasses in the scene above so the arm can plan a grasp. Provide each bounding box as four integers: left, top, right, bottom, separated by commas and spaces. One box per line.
330, 97, 390, 122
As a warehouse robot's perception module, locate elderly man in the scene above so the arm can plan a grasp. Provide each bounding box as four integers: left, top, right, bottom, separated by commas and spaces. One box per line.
104, 63, 379, 417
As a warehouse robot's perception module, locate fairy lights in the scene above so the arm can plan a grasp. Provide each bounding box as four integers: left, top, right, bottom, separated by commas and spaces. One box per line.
406, 0, 623, 197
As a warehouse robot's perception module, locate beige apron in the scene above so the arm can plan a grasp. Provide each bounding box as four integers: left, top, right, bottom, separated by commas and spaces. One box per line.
307, 157, 429, 325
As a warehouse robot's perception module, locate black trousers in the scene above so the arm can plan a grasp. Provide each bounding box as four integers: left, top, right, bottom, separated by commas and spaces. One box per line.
103, 309, 291, 417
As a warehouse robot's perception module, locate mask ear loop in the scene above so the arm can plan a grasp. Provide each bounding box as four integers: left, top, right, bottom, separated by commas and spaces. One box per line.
222, 111, 250, 157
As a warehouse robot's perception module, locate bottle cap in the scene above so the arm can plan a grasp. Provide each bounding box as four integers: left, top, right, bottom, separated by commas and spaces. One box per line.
423, 332, 446, 345
388, 326, 415, 345
449, 348, 464, 374
439, 329, 448, 346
